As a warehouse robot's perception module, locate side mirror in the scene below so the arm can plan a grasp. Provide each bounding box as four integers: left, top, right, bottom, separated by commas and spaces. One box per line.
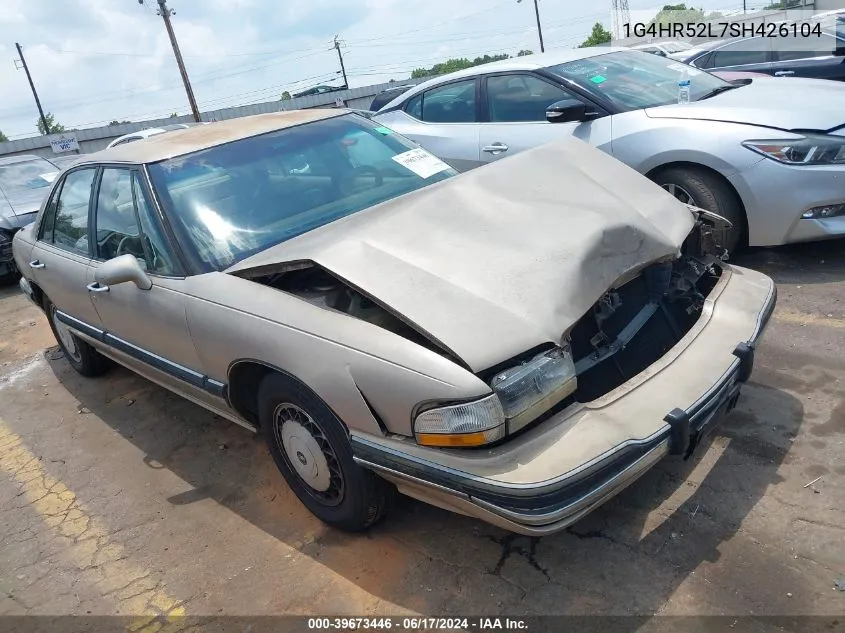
95, 254, 152, 290
546, 99, 594, 124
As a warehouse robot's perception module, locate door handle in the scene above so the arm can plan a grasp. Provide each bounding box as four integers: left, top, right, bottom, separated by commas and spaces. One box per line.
86, 282, 110, 293
774, 70, 795, 76
29, 260, 45, 269
482, 142, 509, 154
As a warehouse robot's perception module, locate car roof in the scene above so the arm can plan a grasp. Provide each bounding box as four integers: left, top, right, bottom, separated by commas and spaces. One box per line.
381, 47, 626, 108
0, 154, 56, 166
78, 109, 345, 166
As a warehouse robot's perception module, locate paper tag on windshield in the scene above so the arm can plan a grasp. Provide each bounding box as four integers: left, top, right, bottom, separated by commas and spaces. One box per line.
391, 148, 450, 179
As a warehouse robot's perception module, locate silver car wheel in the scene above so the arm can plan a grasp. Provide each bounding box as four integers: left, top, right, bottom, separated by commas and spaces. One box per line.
661, 183, 696, 205
273, 403, 344, 505
51, 307, 82, 363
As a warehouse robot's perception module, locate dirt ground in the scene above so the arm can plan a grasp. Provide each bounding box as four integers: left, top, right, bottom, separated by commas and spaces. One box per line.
1, 241, 844, 625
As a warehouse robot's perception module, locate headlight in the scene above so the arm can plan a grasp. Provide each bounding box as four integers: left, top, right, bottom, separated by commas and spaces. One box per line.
491, 346, 577, 433
414, 394, 505, 447
743, 135, 845, 165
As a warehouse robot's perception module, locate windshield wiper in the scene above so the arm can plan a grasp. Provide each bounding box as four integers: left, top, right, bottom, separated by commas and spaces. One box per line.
695, 84, 741, 101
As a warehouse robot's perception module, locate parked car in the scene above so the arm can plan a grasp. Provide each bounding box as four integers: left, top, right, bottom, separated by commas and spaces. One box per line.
50, 154, 86, 170
0, 154, 59, 281
369, 85, 415, 112
107, 123, 196, 149
293, 84, 346, 98
630, 40, 694, 57
373, 47, 845, 251
673, 32, 845, 81
12, 110, 775, 535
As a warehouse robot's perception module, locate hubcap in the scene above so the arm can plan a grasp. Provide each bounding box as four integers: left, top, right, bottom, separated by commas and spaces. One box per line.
273, 403, 344, 506
661, 183, 696, 205
52, 308, 81, 363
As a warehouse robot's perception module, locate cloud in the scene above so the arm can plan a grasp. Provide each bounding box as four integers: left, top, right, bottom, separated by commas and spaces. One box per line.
0, 0, 630, 139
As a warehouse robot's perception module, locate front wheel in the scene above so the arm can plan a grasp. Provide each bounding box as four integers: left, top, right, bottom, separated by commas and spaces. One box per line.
258, 373, 394, 531
652, 166, 746, 254
44, 299, 110, 377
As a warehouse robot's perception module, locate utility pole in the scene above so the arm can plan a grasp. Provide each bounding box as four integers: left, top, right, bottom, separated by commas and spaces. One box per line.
333, 35, 348, 88
14, 43, 50, 135
517, 0, 544, 53
151, 0, 201, 122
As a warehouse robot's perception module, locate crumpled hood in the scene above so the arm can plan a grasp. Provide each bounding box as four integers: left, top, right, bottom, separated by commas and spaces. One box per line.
228, 137, 694, 371
646, 76, 845, 132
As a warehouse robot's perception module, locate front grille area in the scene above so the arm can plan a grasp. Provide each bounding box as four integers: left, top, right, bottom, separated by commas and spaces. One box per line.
570, 256, 723, 403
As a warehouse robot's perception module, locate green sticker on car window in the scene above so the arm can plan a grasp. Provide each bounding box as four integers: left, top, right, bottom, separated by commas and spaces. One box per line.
374, 126, 392, 135
590, 75, 607, 84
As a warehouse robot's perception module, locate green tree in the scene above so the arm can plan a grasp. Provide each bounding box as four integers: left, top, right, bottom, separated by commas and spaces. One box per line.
578, 22, 612, 48
108, 119, 131, 126
517, 49, 534, 56
169, 112, 178, 118
411, 53, 510, 78
649, 4, 724, 25
0, 130, 8, 142
36, 112, 65, 135
280, 91, 291, 100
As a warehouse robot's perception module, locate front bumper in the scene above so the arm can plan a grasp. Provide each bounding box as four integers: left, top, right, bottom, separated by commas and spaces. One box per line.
729, 158, 845, 247
352, 265, 777, 535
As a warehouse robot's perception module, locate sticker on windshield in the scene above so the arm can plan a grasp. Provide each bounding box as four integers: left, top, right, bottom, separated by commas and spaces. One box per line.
374, 126, 392, 135
391, 148, 450, 179
590, 74, 607, 84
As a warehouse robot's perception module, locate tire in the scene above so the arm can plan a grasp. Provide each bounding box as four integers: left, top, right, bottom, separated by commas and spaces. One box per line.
652, 166, 746, 254
258, 373, 394, 531
44, 298, 111, 377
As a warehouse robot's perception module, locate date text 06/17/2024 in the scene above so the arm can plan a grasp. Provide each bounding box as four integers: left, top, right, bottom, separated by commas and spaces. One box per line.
624, 21, 823, 39
307, 617, 528, 630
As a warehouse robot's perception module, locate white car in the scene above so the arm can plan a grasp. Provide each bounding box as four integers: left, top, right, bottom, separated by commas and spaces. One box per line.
373, 47, 845, 252
106, 123, 195, 148
630, 41, 694, 57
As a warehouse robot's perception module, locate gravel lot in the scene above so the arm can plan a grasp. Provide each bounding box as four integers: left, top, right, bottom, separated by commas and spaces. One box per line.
1, 240, 843, 625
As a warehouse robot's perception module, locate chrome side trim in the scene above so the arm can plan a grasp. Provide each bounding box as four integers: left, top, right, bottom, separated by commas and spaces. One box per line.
54, 310, 227, 399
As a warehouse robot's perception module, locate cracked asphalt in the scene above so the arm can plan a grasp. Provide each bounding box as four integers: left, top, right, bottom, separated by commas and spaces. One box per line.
1, 240, 844, 624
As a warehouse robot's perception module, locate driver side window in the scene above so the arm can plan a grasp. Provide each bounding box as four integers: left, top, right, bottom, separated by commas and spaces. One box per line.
95, 168, 176, 276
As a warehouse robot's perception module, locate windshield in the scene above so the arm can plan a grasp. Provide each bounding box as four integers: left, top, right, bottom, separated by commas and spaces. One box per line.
0, 158, 59, 195
148, 114, 457, 271
663, 42, 692, 53
544, 50, 729, 112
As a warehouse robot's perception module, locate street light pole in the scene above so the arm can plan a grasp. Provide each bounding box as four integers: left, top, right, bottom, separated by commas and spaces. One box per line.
518, 0, 545, 53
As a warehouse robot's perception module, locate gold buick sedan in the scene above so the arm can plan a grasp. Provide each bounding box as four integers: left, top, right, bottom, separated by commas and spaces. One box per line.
13, 110, 775, 534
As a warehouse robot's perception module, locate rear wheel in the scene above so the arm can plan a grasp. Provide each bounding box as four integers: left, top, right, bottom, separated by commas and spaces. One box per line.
652, 166, 746, 254
258, 373, 394, 531
44, 299, 110, 377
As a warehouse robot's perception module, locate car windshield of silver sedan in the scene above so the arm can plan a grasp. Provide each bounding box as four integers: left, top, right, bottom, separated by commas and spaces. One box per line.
544, 51, 732, 111
0, 158, 59, 195
148, 115, 457, 270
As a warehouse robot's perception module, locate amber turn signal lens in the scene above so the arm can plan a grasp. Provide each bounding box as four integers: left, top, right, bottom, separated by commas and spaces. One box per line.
416, 432, 490, 447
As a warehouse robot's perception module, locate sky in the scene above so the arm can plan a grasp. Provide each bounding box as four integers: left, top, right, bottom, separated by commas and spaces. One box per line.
1, 0, 752, 140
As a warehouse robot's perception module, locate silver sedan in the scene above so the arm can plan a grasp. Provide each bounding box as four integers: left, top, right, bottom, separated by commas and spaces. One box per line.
374, 47, 845, 252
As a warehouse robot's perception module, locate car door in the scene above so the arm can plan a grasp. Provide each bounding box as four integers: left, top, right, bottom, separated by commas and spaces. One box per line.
478, 72, 613, 165
86, 167, 220, 407
375, 78, 482, 171
770, 34, 845, 80
694, 37, 774, 75
28, 167, 104, 334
